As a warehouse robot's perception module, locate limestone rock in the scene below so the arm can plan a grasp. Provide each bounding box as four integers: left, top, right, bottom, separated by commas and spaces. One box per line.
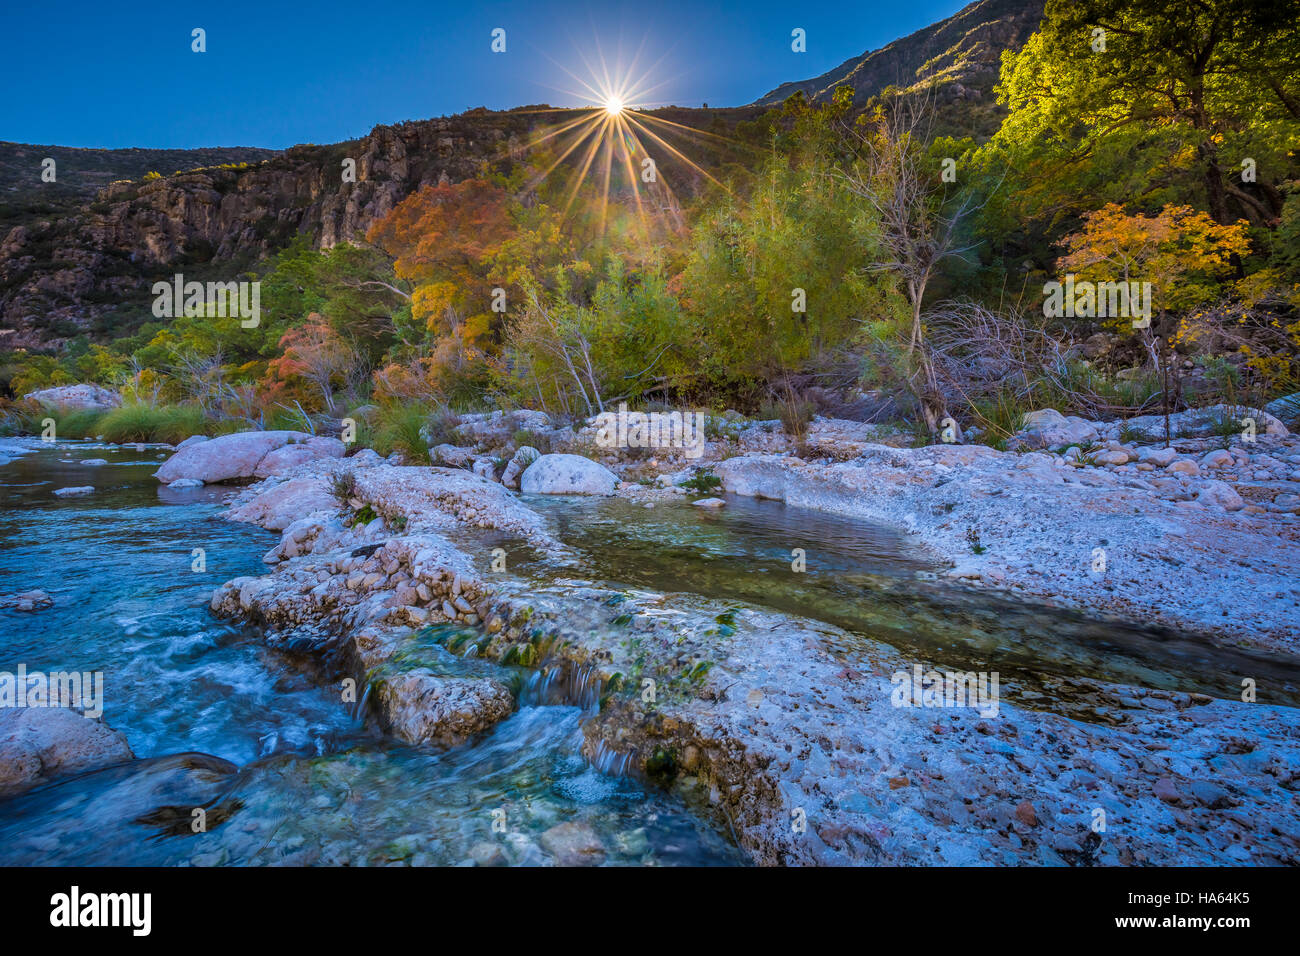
1005, 409, 1099, 451
501, 445, 540, 489
0, 708, 133, 795
375, 670, 514, 748
155, 430, 323, 484
520, 454, 618, 496
22, 384, 120, 411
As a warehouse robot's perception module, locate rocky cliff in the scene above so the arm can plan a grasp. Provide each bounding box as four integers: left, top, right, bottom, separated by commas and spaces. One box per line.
0, 106, 756, 351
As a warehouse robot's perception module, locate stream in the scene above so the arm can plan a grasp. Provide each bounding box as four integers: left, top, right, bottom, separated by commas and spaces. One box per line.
1, 438, 1297, 865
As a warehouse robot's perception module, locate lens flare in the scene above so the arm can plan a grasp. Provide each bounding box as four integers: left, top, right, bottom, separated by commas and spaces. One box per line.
511, 37, 744, 239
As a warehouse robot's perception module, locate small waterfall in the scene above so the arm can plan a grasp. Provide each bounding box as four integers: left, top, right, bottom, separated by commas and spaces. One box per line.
586, 737, 637, 776
517, 660, 607, 711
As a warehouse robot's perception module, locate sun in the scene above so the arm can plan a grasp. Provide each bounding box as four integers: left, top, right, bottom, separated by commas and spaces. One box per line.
513, 39, 740, 237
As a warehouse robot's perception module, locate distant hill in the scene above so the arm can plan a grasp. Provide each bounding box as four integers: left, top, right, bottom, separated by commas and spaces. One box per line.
0, 142, 279, 229
753, 0, 1044, 137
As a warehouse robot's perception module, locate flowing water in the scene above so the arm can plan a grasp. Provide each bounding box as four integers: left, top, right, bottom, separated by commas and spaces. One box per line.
0, 440, 742, 866
2, 440, 1297, 866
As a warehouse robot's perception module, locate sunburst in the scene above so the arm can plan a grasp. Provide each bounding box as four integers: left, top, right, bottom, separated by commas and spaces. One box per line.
508, 38, 741, 241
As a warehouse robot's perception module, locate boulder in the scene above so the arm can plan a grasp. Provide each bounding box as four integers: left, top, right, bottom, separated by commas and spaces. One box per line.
155, 430, 330, 484
375, 671, 514, 748
0, 708, 133, 795
1135, 446, 1177, 467
520, 454, 618, 496
1005, 409, 1099, 451
1264, 392, 1300, 426
501, 445, 540, 489
715, 455, 802, 500
175, 435, 209, 450
1097, 405, 1287, 442
22, 384, 120, 412
431, 444, 474, 468
692, 497, 726, 508
1196, 481, 1245, 512
252, 436, 345, 478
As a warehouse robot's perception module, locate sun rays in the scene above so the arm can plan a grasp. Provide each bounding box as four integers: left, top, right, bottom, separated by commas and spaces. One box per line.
503, 38, 741, 242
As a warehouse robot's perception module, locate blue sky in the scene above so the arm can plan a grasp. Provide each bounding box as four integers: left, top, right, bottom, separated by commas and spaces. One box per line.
0, 1, 968, 149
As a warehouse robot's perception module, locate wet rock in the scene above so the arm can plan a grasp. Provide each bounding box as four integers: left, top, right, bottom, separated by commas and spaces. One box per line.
0, 589, 53, 611
692, 497, 726, 508
0, 708, 133, 795
375, 670, 514, 748
520, 454, 618, 496
52, 486, 94, 497
540, 821, 606, 866
168, 477, 204, 489
469, 841, 509, 866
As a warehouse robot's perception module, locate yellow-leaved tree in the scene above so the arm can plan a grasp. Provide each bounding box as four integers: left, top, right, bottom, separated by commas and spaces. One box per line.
1057, 203, 1251, 330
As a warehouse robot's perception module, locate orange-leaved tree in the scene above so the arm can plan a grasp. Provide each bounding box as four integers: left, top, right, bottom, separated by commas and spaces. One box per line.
1057, 203, 1251, 328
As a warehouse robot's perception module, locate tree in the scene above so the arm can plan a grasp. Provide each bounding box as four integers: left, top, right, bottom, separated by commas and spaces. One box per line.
998, 0, 1300, 227
264, 316, 358, 415
1057, 202, 1251, 321
839, 92, 980, 435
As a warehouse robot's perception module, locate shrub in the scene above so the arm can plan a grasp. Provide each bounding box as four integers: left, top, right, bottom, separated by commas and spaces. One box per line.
681, 467, 722, 494
371, 402, 434, 463
96, 404, 210, 443
511, 428, 552, 455
758, 396, 815, 438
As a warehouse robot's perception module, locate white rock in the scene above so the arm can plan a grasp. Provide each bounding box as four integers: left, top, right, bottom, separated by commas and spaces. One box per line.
520, 454, 618, 495
501, 445, 540, 489
53, 486, 94, 497
155, 430, 333, 484
1196, 481, 1244, 511
22, 384, 120, 411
